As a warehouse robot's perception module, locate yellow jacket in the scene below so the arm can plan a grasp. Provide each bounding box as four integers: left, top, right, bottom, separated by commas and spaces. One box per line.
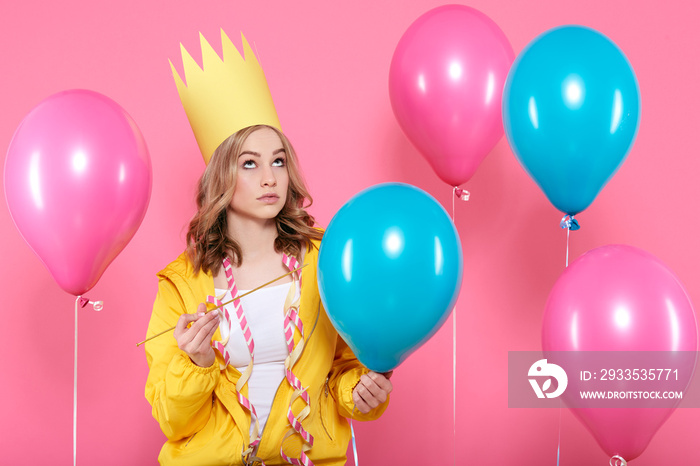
145, 241, 388, 465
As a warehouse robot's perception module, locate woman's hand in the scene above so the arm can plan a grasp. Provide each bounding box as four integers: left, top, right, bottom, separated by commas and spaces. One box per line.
174, 303, 221, 368
352, 371, 393, 414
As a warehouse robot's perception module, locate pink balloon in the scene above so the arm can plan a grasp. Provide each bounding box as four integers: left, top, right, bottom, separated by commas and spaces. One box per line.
5, 89, 151, 296
389, 5, 514, 187
542, 245, 698, 461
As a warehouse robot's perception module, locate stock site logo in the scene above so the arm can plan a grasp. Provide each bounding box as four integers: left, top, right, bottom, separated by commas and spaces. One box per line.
528, 359, 568, 398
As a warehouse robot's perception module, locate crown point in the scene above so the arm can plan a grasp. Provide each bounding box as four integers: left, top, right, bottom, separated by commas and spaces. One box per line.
221, 29, 235, 54
240, 34, 259, 65
198, 31, 211, 50
180, 41, 204, 84
169, 59, 184, 85
222, 30, 244, 65
199, 32, 221, 71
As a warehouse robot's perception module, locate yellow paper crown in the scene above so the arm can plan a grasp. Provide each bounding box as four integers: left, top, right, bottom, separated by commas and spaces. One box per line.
170, 30, 281, 164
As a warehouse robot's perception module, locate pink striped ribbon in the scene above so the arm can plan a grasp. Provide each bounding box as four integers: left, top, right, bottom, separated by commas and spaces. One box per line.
207, 257, 263, 456
279, 254, 314, 466
209, 254, 314, 466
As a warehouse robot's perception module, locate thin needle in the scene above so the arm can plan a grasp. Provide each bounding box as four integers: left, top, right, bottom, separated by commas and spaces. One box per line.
136, 264, 306, 347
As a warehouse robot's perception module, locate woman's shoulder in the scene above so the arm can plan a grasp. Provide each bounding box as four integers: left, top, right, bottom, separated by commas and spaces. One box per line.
156, 252, 214, 309
156, 251, 198, 281
305, 227, 325, 258
155, 251, 214, 304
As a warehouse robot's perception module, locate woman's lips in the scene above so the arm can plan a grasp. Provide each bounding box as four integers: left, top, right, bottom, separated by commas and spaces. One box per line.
258, 193, 279, 204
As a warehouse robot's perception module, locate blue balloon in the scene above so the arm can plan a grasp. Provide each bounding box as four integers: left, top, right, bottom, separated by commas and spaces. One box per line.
317, 183, 463, 372
503, 25, 641, 215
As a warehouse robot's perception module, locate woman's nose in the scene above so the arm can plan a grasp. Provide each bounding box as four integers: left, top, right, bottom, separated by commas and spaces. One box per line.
261, 165, 277, 187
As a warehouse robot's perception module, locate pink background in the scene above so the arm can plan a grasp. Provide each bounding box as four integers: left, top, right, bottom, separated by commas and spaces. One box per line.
2, 1, 698, 464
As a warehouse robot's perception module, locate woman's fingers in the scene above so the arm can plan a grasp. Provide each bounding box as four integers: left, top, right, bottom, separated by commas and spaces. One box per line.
188, 311, 220, 349
368, 371, 393, 394
174, 313, 198, 336
360, 376, 385, 406
353, 371, 393, 414
173, 303, 220, 367
174, 304, 209, 338
353, 387, 371, 414
360, 373, 393, 402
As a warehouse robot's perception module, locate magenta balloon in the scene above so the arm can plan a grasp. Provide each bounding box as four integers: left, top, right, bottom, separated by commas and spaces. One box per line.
4, 89, 152, 295
542, 245, 698, 460
389, 5, 514, 187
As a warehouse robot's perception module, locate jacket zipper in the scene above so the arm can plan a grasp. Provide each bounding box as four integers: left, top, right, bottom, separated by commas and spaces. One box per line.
320, 377, 334, 441
183, 433, 197, 448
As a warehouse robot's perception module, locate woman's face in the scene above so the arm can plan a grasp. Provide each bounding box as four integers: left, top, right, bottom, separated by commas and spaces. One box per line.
229, 127, 289, 221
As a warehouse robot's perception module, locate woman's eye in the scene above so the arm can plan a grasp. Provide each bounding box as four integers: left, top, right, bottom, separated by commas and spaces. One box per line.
272, 158, 286, 167
242, 160, 256, 169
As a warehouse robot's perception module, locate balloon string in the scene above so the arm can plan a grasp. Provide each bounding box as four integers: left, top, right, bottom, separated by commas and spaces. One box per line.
73, 296, 102, 466
557, 215, 575, 463
450, 186, 468, 464
559, 225, 569, 464
452, 312, 457, 464
350, 406, 359, 466
556, 400, 562, 466
74, 296, 79, 466
451, 188, 456, 466
453, 306, 457, 466
560, 215, 579, 268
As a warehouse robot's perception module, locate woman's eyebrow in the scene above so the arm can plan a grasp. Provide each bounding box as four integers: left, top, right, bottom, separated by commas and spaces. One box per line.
238, 149, 286, 157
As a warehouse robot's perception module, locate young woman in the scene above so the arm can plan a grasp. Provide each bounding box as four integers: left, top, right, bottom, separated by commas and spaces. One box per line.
145, 124, 392, 466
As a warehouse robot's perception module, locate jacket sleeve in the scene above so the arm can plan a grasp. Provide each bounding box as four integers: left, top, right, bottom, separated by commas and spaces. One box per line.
144, 276, 221, 441
327, 334, 390, 421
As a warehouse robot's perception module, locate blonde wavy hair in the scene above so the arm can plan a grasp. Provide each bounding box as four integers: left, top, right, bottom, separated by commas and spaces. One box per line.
186, 125, 323, 275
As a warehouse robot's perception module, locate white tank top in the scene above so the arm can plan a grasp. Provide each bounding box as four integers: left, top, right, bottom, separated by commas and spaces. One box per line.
215, 281, 291, 435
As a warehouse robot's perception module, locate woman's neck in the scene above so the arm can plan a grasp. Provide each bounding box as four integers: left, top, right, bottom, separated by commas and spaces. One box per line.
217, 210, 290, 290
226, 210, 278, 261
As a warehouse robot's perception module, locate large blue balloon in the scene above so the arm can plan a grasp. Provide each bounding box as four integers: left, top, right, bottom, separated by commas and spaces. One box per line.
503, 25, 641, 216
317, 183, 463, 372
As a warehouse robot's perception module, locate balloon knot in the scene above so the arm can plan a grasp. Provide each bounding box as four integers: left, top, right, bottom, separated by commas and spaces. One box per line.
454, 187, 470, 201
610, 455, 627, 466
560, 215, 580, 231
76, 296, 103, 311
